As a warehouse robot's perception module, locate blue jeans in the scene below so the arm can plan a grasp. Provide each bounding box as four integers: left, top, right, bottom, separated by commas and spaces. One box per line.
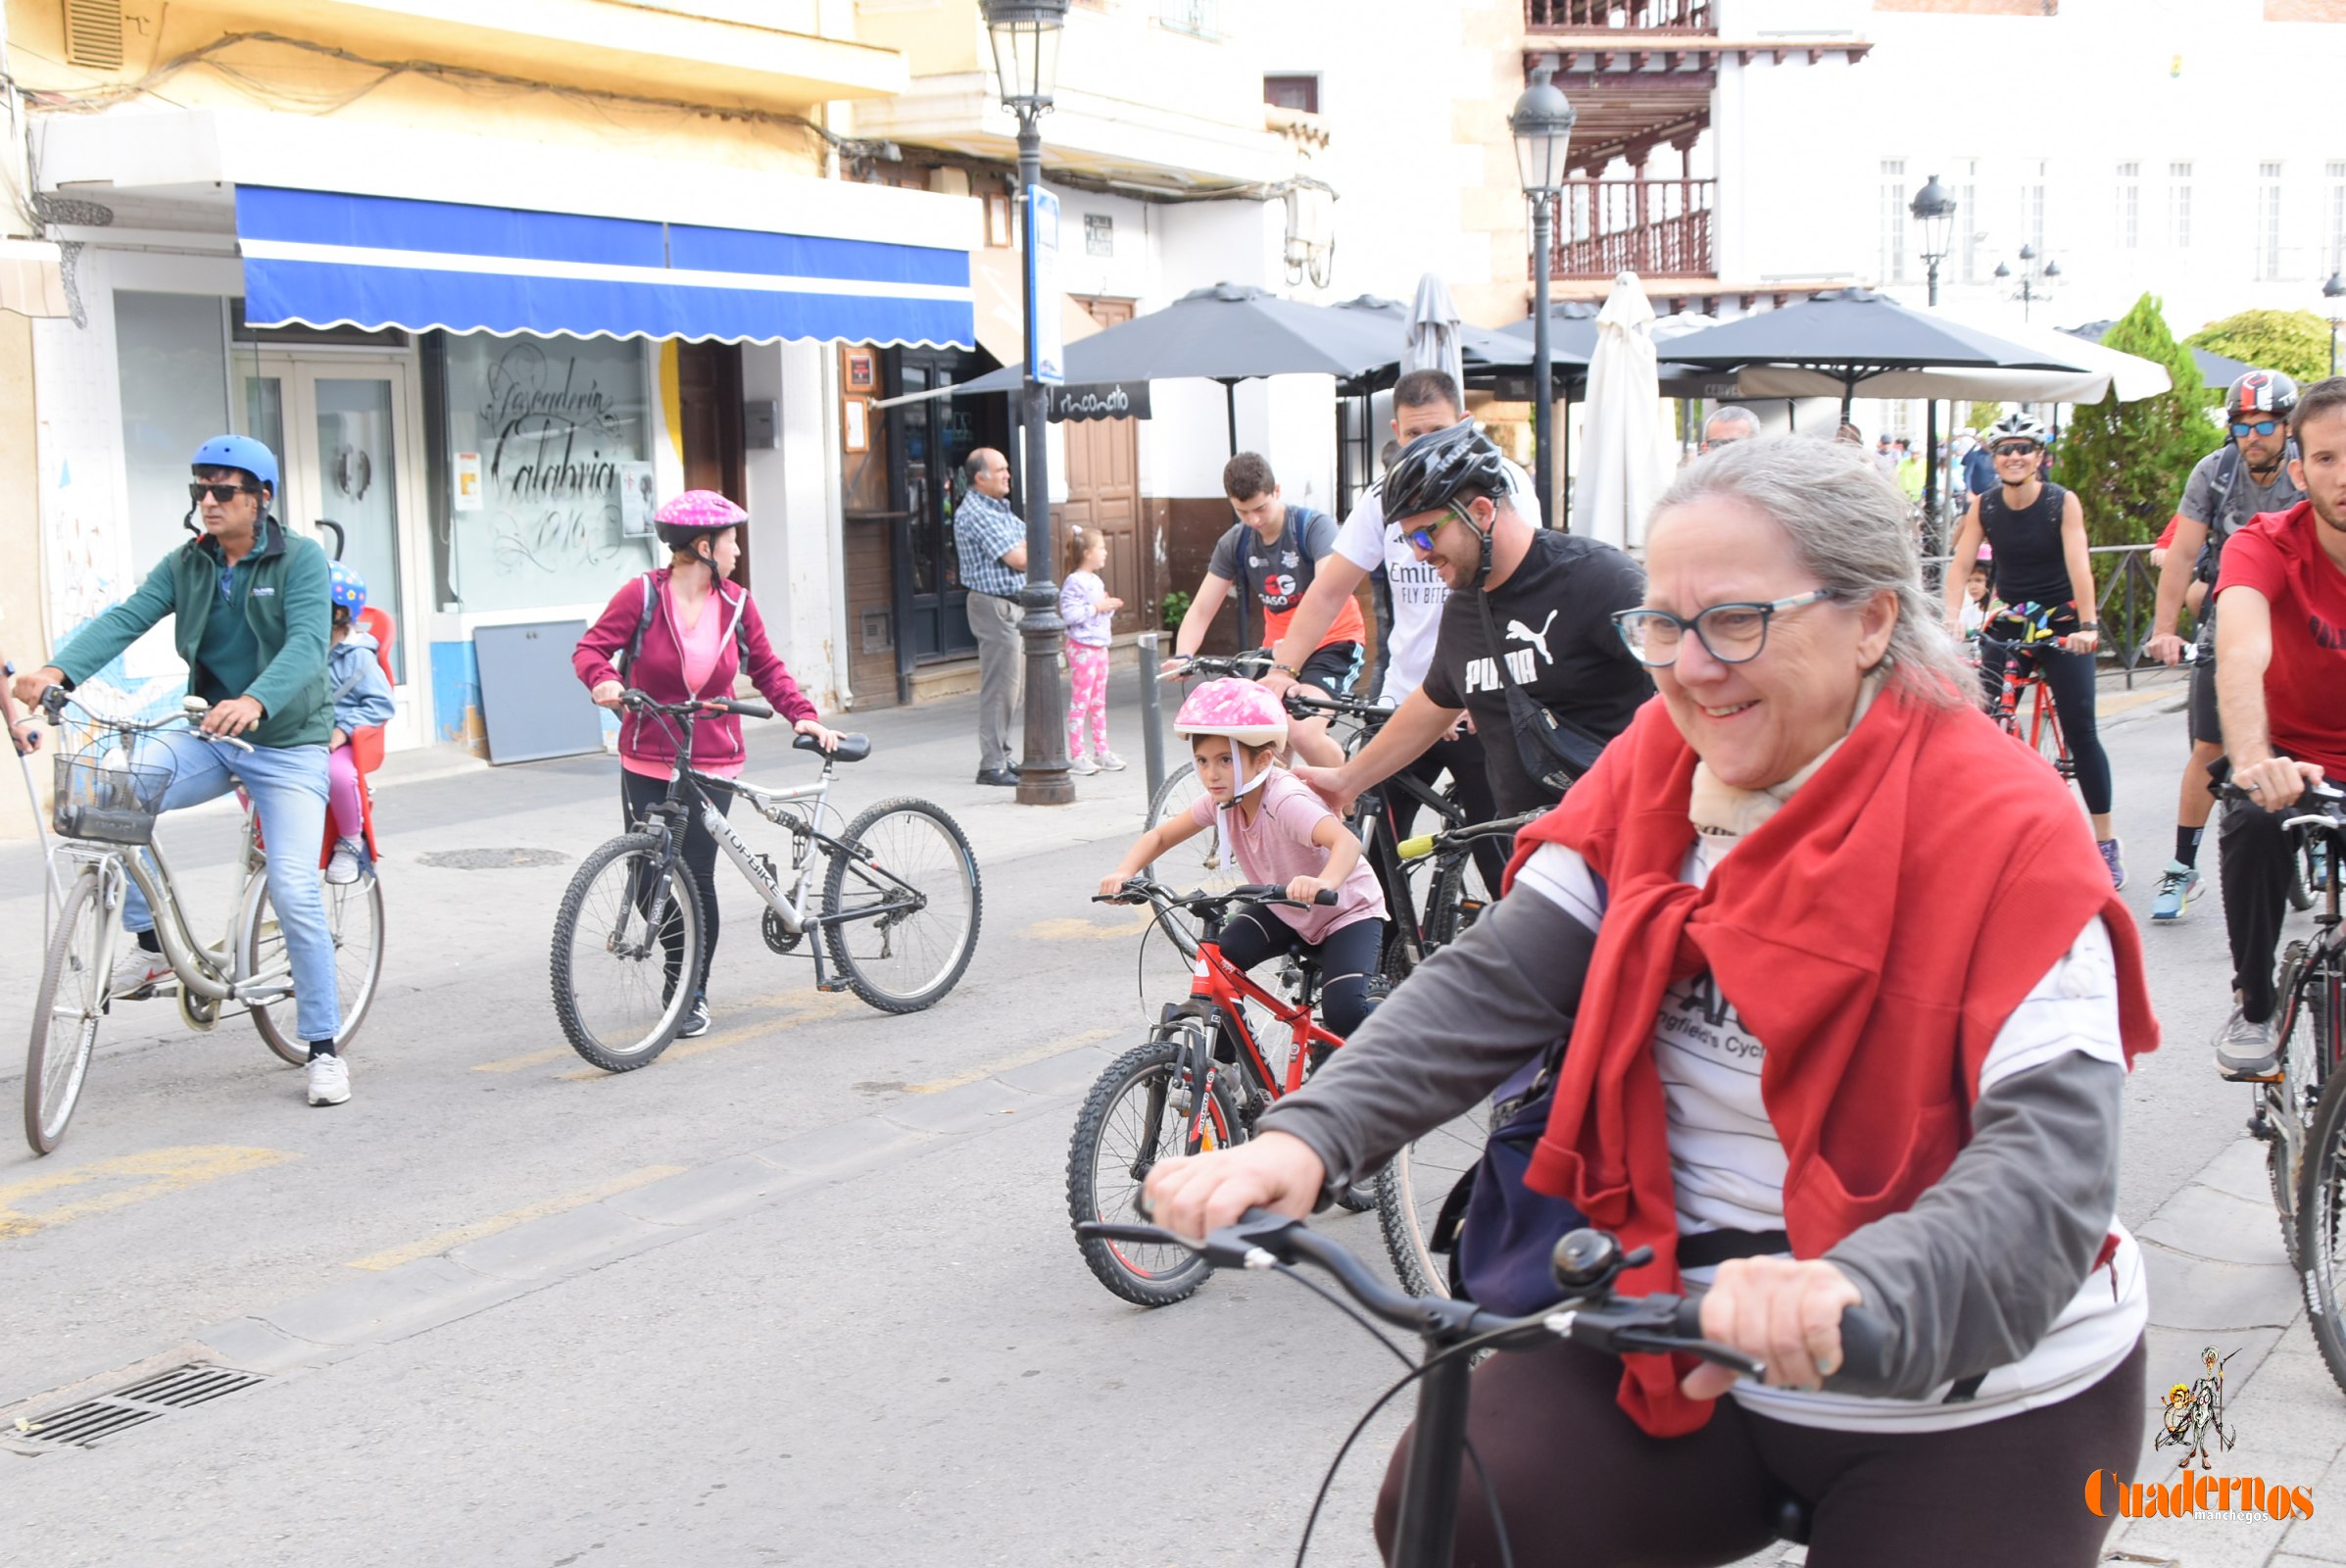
123, 731, 340, 1044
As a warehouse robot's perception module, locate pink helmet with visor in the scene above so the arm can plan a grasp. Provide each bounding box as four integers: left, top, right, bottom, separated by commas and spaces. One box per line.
655, 489, 748, 553
1173, 678, 1288, 747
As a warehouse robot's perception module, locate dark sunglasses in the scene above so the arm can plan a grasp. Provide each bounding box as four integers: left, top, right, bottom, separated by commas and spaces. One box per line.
189, 481, 257, 505
1400, 499, 1476, 554
1992, 442, 2039, 459
2231, 418, 2282, 438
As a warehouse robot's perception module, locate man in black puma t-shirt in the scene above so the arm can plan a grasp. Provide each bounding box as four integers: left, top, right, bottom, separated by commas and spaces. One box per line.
1296, 422, 1651, 817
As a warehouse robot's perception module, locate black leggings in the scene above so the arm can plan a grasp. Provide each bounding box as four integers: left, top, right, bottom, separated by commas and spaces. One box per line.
1978, 636, 2113, 816
1216, 906, 1381, 1043
1374, 1335, 2146, 1567
2219, 764, 2336, 1021
620, 769, 734, 1002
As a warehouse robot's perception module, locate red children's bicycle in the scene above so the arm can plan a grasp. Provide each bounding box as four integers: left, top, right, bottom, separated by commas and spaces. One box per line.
1980, 600, 2077, 786
1066, 876, 1374, 1306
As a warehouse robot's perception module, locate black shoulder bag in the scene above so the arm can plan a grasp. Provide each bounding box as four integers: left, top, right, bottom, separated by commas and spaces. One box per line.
1468, 576, 1607, 802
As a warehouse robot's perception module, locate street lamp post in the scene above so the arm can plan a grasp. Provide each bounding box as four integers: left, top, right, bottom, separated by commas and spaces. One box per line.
982, 0, 1073, 807
1909, 174, 1957, 553
2325, 270, 2345, 375
1509, 65, 1575, 523
1994, 243, 2059, 322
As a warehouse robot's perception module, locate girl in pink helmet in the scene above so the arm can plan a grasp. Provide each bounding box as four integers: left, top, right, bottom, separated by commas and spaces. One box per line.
1099, 678, 1388, 1043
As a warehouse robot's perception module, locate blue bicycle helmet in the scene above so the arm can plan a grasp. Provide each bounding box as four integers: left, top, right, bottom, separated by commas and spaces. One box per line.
191, 433, 279, 495
329, 562, 367, 617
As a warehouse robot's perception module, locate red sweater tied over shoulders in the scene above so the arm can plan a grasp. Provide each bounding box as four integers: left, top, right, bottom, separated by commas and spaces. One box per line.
1502, 689, 2159, 1438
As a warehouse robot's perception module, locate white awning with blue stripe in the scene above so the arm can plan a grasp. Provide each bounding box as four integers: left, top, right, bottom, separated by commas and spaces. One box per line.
235, 185, 973, 348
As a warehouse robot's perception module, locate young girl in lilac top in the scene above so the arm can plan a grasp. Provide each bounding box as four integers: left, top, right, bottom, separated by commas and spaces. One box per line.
1100, 679, 1386, 1043
1058, 526, 1124, 775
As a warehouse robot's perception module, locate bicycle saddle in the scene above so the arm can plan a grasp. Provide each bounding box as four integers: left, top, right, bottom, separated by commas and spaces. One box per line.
796, 732, 871, 762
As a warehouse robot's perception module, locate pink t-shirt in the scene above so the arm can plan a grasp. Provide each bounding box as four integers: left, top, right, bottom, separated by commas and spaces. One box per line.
621, 583, 744, 780
1187, 765, 1385, 942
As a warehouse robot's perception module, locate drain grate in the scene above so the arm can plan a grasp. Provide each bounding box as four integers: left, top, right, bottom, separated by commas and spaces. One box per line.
416, 847, 568, 870
14, 1365, 267, 1447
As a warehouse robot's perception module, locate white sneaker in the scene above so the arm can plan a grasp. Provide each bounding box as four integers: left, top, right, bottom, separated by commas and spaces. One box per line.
325, 836, 367, 885
1097, 752, 1129, 772
110, 950, 171, 998
1068, 755, 1100, 775
306, 1054, 352, 1106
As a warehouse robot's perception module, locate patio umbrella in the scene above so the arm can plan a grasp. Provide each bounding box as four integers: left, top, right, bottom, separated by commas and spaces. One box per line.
1572, 271, 1676, 549
2064, 319, 2240, 395
1327, 293, 1566, 385
1404, 273, 1465, 389
938, 281, 1401, 452
1733, 310, 2171, 405
1661, 288, 2086, 419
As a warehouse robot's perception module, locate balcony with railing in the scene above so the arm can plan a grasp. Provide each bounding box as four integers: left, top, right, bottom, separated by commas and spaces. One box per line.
1528, 0, 1715, 32
1549, 177, 1714, 278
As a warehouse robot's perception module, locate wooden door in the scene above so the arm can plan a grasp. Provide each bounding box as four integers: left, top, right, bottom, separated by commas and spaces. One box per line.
1057, 297, 1144, 633
675, 340, 748, 583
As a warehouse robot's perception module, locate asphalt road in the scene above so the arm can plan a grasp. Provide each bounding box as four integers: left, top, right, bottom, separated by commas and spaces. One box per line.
0, 667, 2279, 1565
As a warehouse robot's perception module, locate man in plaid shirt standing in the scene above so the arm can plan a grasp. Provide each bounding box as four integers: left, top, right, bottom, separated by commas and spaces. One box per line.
954, 447, 1026, 786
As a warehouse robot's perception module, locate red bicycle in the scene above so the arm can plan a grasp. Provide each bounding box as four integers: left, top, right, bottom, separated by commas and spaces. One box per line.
1067, 876, 1376, 1306
1980, 600, 2077, 785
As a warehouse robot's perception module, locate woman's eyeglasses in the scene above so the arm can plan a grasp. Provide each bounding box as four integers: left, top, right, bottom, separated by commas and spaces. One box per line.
1399, 500, 1474, 554
1611, 588, 1841, 668
1992, 442, 2039, 460
189, 482, 256, 506
2230, 418, 2283, 438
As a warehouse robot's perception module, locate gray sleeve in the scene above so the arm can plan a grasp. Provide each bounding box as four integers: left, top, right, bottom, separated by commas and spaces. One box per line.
1823, 1052, 2123, 1400
1300, 509, 1339, 562
2177, 452, 2219, 526
1206, 523, 1241, 583
1256, 885, 1595, 1190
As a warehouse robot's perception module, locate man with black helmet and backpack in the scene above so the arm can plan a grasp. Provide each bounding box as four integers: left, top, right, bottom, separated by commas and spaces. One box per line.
2145, 370, 2308, 921
1294, 420, 1650, 820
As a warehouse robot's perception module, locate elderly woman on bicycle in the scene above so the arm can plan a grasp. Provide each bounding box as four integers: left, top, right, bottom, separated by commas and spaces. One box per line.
1146, 438, 2160, 1568
574, 491, 841, 1040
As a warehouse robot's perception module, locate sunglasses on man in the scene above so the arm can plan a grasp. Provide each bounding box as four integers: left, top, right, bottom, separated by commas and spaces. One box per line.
1400, 499, 1477, 554
2230, 418, 2283, 439
189, 481, 258, 505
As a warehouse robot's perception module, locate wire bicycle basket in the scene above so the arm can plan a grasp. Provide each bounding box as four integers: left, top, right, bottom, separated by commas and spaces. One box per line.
52, 745, 171, 845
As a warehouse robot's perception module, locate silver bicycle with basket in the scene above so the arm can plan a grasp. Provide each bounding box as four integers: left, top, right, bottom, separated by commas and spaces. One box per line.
23, 689, 385, 1153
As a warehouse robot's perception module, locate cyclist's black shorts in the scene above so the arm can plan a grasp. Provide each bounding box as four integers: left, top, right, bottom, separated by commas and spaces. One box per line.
2189, 656, 2222, 748
1296, 641, 1363, 699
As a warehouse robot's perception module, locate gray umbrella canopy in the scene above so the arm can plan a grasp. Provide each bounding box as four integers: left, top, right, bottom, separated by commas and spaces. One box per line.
1404, 272, 1465, 389
1661, 288, 2086, 416
2063, 319, 2237, 396
1327, 293, 1566, 382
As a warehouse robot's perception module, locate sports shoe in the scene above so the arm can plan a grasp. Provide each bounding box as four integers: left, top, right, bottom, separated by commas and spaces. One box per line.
306, 1054, 352, 1105
1097, 752, 1129, 772
677, 994, 711, 1039
2098, 837, 2126, 892
110, 950, 171, 998
2150, 861, 2202, 921
325, 836, 367, 886
2214, 1004, 2282, 1082
1068, 754, 1100, 775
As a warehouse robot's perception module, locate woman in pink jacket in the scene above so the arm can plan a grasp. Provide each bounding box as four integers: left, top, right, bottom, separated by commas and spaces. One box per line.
574, 491, 841, 1037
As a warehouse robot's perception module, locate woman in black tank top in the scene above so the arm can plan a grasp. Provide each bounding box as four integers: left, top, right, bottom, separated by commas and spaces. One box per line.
1941, 428, 2125, 889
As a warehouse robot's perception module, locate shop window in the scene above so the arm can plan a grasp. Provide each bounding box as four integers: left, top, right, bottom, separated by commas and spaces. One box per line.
1264, 75, 1319, 114
114, 290, 230, 572
440, 334, 656, 612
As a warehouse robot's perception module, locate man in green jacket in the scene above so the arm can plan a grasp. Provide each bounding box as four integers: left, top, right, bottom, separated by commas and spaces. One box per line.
12, 435, 353, 1106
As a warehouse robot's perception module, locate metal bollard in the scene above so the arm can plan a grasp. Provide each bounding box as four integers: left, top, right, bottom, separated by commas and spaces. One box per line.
1137, 631, 1165, 806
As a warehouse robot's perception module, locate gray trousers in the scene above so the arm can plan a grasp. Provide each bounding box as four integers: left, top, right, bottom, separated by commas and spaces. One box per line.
967, 591, 1023, 771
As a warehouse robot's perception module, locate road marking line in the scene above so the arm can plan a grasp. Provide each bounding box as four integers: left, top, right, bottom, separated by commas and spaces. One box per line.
0, 1147, 298, 1242
554, 992, 860, 1081
906, 1027, 1122, 1094
1025, 912, 1153, 942
345, 1164, 687, 1271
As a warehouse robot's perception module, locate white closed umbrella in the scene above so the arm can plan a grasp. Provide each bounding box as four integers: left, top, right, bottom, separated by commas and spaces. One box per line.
1573, 271, 1676, 549
1404, 272, 1464, 389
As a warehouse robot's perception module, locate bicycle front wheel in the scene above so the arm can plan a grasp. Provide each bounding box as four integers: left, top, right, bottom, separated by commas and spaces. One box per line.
1376, 1096, 1493, 1298
2295, 1015, 2346, 1398
2290, 831, 2323, 913
1065, 1034, 1236, 1307
26, 866, 110, 1155
1144, 762, 1238, 959
821, 798, 981, 1013
245, 868, 386, 1066
1423, 851, 1497, 954
550, 832, 703, 1072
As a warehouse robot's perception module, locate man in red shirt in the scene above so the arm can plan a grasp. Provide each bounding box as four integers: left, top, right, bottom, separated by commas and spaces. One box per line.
2211, 376, 2346, 1079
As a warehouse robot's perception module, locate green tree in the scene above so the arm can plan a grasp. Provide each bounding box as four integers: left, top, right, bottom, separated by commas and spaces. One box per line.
2185, 308, 2331, 388
2053, 295, 2211, 648
1961, 401, 2003, 434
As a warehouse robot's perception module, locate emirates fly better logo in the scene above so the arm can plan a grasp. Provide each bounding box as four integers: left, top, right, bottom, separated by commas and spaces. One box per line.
2082, 1346, 2315, 1521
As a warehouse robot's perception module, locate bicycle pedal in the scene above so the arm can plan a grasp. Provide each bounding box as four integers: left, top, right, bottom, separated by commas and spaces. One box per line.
815, 978, 851, 993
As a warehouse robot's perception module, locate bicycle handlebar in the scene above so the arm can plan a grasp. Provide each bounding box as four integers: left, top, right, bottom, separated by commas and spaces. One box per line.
1396, 809, 1542, 863
1280, 688, 1393, 724
1094, 876, 1338, 911
2218, 777, 2346, 827
1159, 651, 1275, 683
39, 687, 255, 752
1079, 1208, 1891, 1386
619, 689, 773, 721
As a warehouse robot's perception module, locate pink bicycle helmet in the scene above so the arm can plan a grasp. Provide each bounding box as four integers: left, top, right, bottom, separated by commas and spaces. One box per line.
655, 489, 748, 551
1173, 678, 1288, 747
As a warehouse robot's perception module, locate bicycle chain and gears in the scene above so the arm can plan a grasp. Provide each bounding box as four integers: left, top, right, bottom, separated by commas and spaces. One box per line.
755, 853, 805, 953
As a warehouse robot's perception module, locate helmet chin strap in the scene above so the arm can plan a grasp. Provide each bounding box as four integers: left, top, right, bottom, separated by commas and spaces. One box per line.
1227, 736, 1273, 803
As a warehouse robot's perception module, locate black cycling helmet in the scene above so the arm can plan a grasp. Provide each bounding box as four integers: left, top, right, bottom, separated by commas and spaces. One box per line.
1379, 418, 1508, 524
2226, 368, 2300, 421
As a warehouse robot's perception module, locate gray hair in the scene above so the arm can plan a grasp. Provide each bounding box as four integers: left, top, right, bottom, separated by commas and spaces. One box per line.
1702, 405, 1762, 441
1653, 436, 1971, 706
